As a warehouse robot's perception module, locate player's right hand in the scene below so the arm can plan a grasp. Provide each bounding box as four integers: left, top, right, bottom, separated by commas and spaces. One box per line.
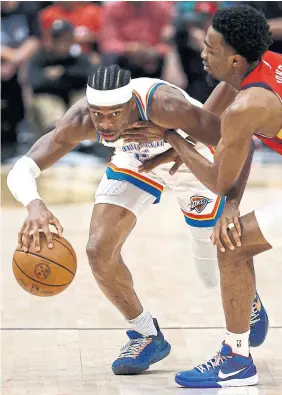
138, 148, 183, 175
18, 200, 63, 253
211, 200, 241, 252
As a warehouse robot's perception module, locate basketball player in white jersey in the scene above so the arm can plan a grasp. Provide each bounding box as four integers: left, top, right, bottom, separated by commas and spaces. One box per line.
7, 65, 268, 375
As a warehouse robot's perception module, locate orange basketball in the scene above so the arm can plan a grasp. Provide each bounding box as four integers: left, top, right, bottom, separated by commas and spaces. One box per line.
12, 232, 77, 297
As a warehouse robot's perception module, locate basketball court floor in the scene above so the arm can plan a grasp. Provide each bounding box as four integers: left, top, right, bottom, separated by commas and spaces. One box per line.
1, 166, 282, 395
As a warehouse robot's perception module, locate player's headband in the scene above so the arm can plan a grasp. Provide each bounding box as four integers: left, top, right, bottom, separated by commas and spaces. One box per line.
86, 83, 133, 107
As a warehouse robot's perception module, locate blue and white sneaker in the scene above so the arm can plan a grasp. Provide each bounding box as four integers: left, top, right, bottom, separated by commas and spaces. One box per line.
249, 292, 269, 347
112, 318, 171, 375
175, 343, 258, 388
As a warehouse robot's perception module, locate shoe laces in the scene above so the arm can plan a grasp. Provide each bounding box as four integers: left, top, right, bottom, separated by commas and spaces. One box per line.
196, 351, 229, 373
250, 302, 260, 326
118, 337, 151, 359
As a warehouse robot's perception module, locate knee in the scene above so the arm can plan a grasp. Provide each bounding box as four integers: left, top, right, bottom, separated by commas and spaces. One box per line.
86, 234, 115, 278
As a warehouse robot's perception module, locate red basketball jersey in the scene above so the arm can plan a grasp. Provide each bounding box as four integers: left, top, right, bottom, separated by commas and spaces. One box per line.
240, 51, 282, 155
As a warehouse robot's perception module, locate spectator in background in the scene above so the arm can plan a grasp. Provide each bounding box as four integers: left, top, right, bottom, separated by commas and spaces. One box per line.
174, 2, 220, 103
100, 1, 173, 79
1, 1, 40, 151
28, 20, 93, 136
39, 1, 103, 59
242, 2, 282, 54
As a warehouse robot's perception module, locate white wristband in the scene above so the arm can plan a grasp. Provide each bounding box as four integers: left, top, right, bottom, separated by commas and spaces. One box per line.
7, 156, 43, 207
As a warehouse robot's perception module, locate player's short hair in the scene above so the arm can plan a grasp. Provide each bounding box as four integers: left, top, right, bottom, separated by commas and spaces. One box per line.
87, 65, 131, 91
212, 5, 272, 62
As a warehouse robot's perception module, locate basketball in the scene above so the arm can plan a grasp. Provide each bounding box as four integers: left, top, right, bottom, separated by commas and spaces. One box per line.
12, 232, 77, 297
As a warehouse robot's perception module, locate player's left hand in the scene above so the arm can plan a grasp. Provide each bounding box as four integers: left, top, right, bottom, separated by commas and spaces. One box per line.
211, 200, 242, 252
122, 121, 166, 143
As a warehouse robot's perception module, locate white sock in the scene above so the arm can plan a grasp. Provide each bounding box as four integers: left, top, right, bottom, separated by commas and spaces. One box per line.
225, 330, 250, 357
127, 311, 157, 337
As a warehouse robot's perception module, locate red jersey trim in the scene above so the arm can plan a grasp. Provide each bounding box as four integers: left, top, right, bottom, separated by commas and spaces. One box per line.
240, 82, 273, 91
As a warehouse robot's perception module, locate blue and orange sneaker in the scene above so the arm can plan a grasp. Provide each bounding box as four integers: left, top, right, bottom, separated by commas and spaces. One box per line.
112, 318, 171, 375
175, 343, 258, 388
249, 292, 269, 347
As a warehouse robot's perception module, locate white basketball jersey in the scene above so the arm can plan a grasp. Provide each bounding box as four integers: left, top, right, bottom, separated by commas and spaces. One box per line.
100, 78, 217, 211
98, 78, 205, 162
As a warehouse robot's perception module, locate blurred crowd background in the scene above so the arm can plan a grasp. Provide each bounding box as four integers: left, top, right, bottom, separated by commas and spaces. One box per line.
1, 1, 282, 165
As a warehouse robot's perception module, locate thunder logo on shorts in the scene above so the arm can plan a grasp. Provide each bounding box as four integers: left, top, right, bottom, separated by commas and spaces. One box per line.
189, 196, 213, 213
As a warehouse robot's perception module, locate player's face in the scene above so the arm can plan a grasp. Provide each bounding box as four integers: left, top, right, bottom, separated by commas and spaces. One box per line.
201, 27, 236, 81
88, 99, 134, 142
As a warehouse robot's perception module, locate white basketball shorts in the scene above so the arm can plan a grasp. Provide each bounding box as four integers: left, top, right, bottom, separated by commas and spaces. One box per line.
95, 144, 225, 228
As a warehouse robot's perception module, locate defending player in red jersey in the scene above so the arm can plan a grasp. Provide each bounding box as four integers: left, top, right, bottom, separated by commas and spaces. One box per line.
124, 5, 282, 388
241, 50, 282, 154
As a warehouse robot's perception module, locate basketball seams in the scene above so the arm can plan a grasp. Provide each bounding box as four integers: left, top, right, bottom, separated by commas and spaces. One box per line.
51, 235, 76, 261
15, 250, 76, 275
13, 259, 71, 287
